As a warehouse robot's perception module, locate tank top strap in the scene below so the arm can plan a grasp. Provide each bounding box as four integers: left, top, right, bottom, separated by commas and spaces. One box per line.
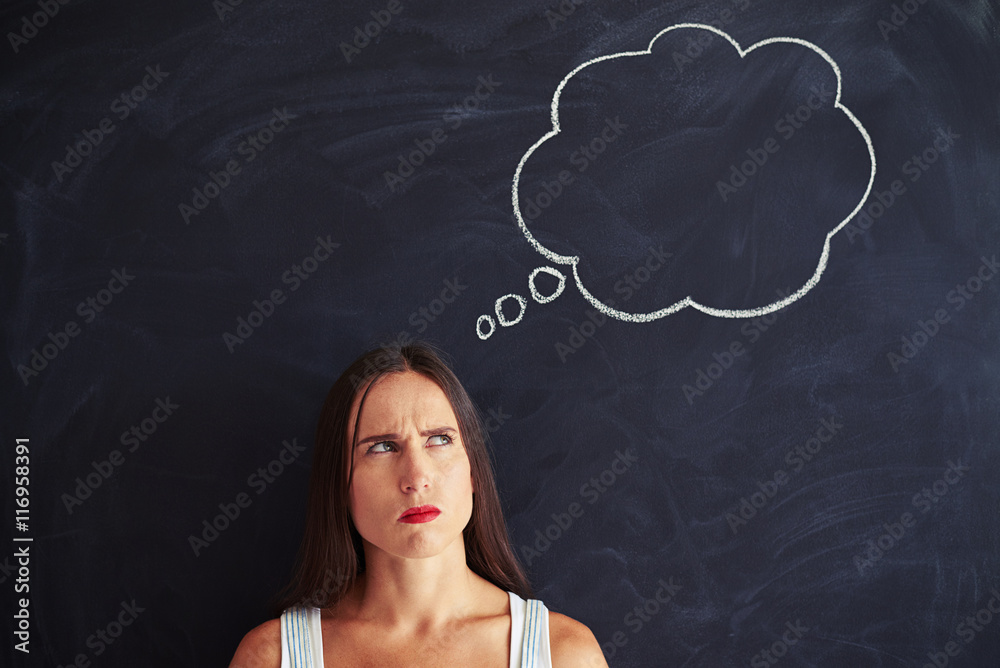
279, 606, 325, 668
508, 591, 553, 668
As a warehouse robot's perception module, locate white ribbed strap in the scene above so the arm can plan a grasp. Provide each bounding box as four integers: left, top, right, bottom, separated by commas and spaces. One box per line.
280, 606, 324, 668
509, 591, 552, 668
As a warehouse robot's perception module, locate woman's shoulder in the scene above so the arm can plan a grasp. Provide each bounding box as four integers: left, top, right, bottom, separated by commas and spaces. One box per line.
546, 609, 609, 668
229, 617, 282, 668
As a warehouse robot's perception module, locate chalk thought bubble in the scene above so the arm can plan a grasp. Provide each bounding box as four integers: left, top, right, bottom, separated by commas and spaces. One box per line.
476, 24, 876, 340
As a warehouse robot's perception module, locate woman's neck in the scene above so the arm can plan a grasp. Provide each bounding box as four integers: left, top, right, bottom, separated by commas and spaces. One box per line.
342, 537, 495, 633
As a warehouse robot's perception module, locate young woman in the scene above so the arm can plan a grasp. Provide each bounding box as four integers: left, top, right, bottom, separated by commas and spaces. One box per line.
230, 342, 607, 667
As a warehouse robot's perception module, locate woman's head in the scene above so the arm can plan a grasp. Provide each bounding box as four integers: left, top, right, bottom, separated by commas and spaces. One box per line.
346, 366, 474, 562
276, 341, 531, 611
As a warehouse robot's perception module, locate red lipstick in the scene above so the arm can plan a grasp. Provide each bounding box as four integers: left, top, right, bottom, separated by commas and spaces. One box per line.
398, 505, 441, 523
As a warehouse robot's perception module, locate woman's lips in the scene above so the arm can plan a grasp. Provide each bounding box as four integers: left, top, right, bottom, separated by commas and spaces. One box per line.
398, 505, 441, 523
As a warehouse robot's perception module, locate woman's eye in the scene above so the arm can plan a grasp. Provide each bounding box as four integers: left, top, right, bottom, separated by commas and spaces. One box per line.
367, 441, 393, 454
428, 434, 452, 446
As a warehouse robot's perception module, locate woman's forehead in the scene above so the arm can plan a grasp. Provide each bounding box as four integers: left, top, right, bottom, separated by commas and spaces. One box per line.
349, 371, 458, 435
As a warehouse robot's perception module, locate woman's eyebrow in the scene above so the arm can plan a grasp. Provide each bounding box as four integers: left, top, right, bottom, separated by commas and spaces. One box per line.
420, 426, 457, 436
354, 426, 457, 447
355, 432, 399, 447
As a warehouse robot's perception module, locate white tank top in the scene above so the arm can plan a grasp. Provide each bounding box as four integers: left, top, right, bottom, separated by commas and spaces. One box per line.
280, 590, 552, 668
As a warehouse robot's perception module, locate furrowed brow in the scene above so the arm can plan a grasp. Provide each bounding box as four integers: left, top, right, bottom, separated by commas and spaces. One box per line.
355, 427, 458, 448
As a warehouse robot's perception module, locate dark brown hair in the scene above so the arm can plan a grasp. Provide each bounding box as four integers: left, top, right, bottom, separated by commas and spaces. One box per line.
274, 340, 532, 612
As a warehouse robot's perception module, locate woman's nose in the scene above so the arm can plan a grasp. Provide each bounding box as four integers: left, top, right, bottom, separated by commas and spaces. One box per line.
399, 443, 432, 492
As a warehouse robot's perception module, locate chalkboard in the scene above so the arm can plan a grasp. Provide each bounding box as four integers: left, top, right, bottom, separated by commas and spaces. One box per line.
3, 0, 999, 666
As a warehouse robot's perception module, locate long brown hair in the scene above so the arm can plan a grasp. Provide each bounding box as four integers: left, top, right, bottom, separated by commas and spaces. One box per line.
273, 341, 532, 612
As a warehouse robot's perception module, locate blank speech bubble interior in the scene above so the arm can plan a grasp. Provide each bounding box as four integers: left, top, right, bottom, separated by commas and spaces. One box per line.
515, 26, 873, 316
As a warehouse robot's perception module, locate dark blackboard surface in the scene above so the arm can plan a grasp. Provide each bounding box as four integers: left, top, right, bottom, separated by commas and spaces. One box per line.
3, 0, 999, 666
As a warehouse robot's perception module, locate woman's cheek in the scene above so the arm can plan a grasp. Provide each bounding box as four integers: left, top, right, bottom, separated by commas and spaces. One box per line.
441, 452, 471, 478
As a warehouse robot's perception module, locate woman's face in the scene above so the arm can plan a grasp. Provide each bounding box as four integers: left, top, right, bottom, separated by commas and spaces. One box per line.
347, 370, 474, 560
